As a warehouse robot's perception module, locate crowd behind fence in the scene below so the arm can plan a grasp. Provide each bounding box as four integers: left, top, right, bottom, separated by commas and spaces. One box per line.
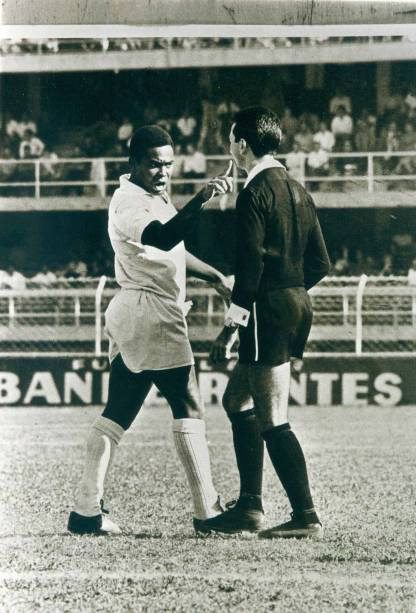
0, 276, 414, 357
1, 36, 413, 56
1, 151, 416, 199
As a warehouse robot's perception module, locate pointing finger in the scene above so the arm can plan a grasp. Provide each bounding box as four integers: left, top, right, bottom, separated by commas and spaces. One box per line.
225, 160, 233, 176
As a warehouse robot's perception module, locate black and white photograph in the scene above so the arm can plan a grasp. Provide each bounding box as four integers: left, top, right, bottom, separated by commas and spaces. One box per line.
0, 1, 415, 611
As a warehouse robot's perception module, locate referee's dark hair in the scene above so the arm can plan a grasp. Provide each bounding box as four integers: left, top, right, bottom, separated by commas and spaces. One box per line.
232, 106, 282, 157
129, 125, 174, 164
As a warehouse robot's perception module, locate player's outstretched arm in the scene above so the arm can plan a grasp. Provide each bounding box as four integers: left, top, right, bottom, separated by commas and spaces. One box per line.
185, 251, 233, 303
141, 162, 233, 251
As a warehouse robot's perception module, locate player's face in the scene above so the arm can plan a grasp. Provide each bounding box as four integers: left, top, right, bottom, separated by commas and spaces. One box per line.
134, 145, 174, 194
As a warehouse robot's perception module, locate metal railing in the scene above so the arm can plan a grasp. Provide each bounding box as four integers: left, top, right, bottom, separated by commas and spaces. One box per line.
0, 275, 415, 357
1, 151, 416, 199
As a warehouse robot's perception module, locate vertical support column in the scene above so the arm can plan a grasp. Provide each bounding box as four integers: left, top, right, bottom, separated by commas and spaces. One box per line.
95, 276, 107, 356
35, 160, 40, 198
376, 62, 391, 117
300, 153, 306, 187
368, 153, 374, 193
355, 274, 368, 356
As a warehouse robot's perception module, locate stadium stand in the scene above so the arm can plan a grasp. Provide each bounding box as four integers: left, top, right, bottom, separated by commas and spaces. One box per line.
0, 37, 415, 330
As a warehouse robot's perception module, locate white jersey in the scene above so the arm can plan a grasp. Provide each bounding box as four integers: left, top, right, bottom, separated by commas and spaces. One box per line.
105, 174, 193, 372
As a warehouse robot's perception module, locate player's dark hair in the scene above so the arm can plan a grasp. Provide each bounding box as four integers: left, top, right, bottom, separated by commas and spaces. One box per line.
129, 125, 173, 163
232, 106, 282, 157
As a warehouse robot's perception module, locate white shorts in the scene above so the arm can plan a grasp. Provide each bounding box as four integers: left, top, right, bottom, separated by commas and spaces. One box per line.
105, 289, 194, 373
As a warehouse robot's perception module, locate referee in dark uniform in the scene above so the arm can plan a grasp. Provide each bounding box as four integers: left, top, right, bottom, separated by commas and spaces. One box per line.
201, 107, 331, 538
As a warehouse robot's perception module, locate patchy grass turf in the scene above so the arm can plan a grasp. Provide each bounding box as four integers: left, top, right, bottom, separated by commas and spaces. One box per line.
0, 404, 415, 612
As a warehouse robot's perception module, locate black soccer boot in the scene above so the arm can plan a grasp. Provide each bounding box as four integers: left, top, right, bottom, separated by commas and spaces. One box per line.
258, 509, 322, 539
193, 495, 226, 535
196, 495, 264, 535
67, 511, 121, 535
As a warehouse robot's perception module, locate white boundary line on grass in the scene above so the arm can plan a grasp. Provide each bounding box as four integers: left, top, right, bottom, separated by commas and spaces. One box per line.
0, 569, 412, 588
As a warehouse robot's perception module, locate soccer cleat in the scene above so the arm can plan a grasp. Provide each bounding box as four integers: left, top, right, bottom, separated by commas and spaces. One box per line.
67, 511, 122, 535
258, 511, 323, 539
195, 495, 264, 535
193, 495, 226, 535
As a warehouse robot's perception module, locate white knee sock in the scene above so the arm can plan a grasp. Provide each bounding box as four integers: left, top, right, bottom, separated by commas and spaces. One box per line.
172, 418, 219, 520
74, 416, 124, 517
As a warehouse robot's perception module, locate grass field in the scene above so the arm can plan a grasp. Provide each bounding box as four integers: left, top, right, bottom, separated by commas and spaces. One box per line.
0, 403, 415, 612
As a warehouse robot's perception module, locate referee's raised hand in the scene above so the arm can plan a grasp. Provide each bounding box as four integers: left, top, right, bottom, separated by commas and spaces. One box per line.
200, 160, 234, 202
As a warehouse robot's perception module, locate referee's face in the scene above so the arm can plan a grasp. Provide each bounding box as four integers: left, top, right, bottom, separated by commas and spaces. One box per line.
229, 123, 244, 169
134, 145, 175, 194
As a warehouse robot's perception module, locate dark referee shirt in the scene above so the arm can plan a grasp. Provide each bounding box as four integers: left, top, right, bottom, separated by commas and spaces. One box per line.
228, 162, 331, 318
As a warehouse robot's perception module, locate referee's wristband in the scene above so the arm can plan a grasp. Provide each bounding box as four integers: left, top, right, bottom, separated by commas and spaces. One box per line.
224, 303, 250, 327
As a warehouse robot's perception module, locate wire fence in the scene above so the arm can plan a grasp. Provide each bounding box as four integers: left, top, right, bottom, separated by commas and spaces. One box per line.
0, 275, 414, 357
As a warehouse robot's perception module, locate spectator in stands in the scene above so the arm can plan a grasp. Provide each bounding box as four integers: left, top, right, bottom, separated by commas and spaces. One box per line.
40, 147, 59, 177
176, 110, 198, 147
18, 129, 45, 159
395, 122, 416, 178
380, 121, 401, 174
3, 112, 22, 156
391, 231, 416, 275
156, 117, 174, 135
408, 257, 416, 285
32, 265, 57, 286
280, 107, 299, 151
88, 158, 107, 196
332, 250, 350, 275
86, 113, 118, 156
285, 142, 304, 181
404, 87, 416, 115
399, 121, 416, 151
354, 110, 376, 173
198, 99, 223, 153
313, 120, 335, 152
16, 112, 38, 139
349, 248, 365, 275
182, 143, 207, 194
329, 87, 352, 115
117, 117, 134, 151
294, 121, 314, 153
331, 106, 353, 150
2, 265, 27, 290
65, 258, 88, 279
363, 255, 378, 275
380, 253, 393, 276
306, 141, 329, 190
0, 144, 17, 195
4, 112, 20, 140
380, 91, 405, 128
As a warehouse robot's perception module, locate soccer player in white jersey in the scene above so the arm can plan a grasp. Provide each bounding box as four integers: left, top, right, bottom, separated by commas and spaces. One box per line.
68, 126, 233, 535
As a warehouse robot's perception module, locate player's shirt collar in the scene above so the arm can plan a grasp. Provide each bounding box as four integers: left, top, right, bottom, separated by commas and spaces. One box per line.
119, 173, 169, 202
244, 157, 285, 188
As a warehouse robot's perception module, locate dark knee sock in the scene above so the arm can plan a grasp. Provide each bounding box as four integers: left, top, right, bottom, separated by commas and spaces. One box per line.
229, 409, 264, 501
262, 423, 314, 516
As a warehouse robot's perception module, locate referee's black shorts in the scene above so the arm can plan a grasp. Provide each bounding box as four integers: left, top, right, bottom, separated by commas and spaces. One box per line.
238, 286, 313, 367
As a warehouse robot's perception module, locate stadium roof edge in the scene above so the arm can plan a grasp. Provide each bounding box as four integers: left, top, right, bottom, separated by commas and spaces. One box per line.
2, 25, 416, 39
2, 0, 416, 26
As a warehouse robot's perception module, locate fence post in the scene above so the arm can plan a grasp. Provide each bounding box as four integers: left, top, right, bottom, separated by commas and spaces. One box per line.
9, 296, 15, 326
342, 292, 349, 325
35, 160, 40, 198
300, 153, 306, 187
368, 153, 374, 193
95, 275, 107, 356
355, 274, 368, 355
412, 292, 416, 328
74, 296, 81, 328
99, 159, 106, 198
